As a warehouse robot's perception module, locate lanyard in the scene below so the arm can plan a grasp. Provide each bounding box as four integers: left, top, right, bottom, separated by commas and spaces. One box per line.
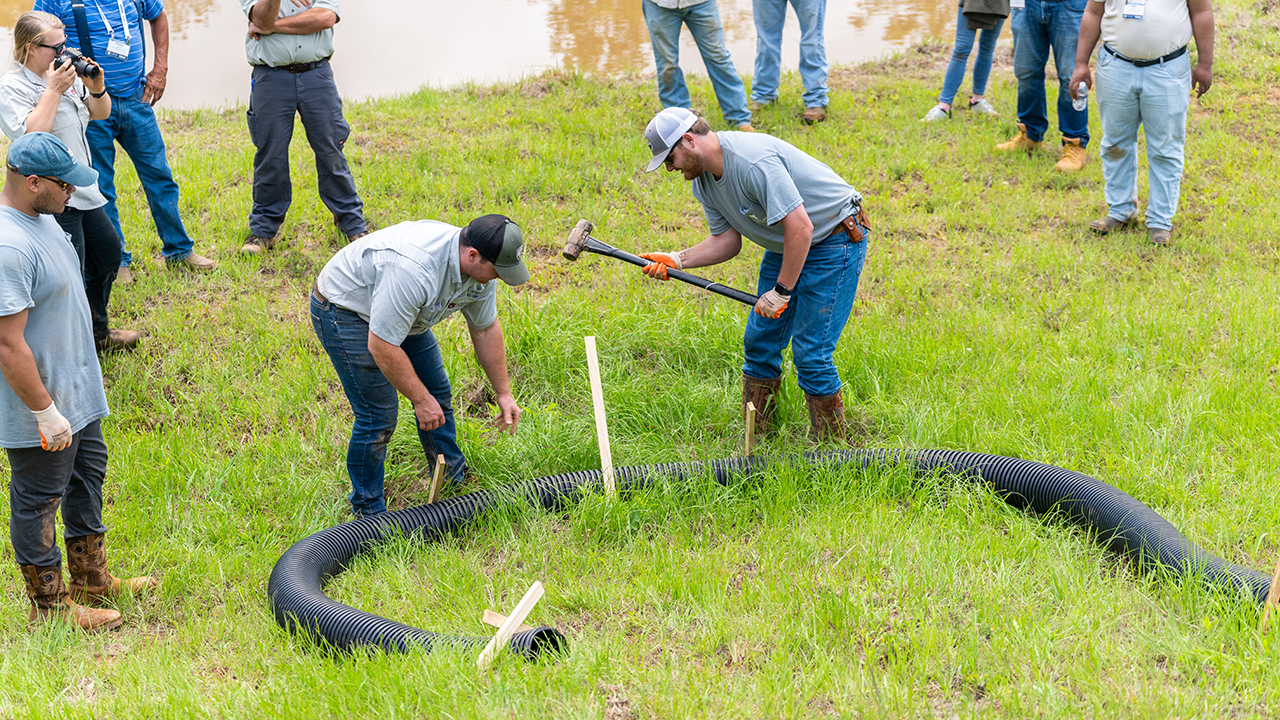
91, 0, 133, 43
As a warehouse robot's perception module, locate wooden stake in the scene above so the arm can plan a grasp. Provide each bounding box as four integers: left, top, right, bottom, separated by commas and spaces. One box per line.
483, 609, 533, 634
477, 581, 544, 670
584, 336, 616, 498
1261, 555, 1280, 633
427, 454, 445, 504
745, 401, 756, 457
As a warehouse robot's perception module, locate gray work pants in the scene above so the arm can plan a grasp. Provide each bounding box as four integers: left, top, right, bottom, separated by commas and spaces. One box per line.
5, 420, 109, 567
246, 59, 367, 238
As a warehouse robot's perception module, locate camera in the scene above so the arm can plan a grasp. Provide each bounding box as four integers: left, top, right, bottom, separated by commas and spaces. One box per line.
53, 47, 100, 79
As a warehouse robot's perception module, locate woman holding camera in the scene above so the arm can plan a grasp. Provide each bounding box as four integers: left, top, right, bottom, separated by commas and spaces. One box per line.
0, 10, 138, 352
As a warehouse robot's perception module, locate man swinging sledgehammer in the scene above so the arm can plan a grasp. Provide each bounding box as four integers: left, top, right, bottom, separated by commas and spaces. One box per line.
638, 108, 870, 441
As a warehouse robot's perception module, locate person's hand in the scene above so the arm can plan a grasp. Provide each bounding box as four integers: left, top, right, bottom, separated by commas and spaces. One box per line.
1192, 64, 1213, 97
33, 401, 72, 452
248, 20, 273, 40
753, 288, 788, 319
142, 64, 167, 106
44, 58, 78, 97
82, 58, 106, 96
492, 393, 521, 435
1068, 65, 1092, 100
413, 395, 446, 432
639, 251, 682, 281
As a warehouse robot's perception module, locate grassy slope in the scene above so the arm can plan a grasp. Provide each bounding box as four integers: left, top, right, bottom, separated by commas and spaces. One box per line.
2, 0, 1280, 716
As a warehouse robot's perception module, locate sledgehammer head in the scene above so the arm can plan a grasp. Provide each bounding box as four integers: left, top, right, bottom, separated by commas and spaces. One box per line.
561, 219, 594, 261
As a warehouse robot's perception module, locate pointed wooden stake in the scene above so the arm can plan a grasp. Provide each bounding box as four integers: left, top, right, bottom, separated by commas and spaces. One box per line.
477, 581, 544, 670
483, 609, 533, 634
745, 401, 756, 457
427, 454, 446, 504
1261, 555, 1280, 633
584, 336, 616, 498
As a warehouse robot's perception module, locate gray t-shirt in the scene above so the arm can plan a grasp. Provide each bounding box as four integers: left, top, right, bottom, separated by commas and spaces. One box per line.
691, 131, 862, 254
0, 206, 108, 448
316, 220, 499, 346
1095, 0, 1192, 60
242, 0, 339, 67
0, 67, 108, 212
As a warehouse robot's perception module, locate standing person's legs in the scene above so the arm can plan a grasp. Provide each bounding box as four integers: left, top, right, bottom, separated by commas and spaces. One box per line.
53, 209, 122, 343
59, 421, 109, 541
643, 0, 693, 110
297, 63, 366, 238
1011, 0, 1052, 142
684, 0, 751, 126
1139, 55, 1192, 231
7, 437, 84, 569
751, 0, 788, 105
1049, 0, 1089, 144
310, 295, 399, 518
939, 4, 980, 106
1096, 51, 1142, 222
401, 330, 468, 484
247, 66, 298, 239
86, 110, 130, 269
113, 94, 196, 262
788, 231, 868, 397
789, 0, 828, 109
743, 250, 797, 383
971, 18, 1005, 98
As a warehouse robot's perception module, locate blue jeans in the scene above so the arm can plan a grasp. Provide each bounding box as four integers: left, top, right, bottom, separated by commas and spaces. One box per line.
86, 91, 195, 266
642, 0, 751, 126
743, 226, 868, 396
1010, 0, 1089, 145
247, 61, 366, 238
938, 3, 1005, 105
310, 294, 466, 518
1095, 50, 1191, 230
751, 0, 828, 108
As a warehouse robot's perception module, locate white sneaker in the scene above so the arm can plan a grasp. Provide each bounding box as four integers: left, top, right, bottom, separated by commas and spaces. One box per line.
921, 105, 951, 122
967, 98, 998, 116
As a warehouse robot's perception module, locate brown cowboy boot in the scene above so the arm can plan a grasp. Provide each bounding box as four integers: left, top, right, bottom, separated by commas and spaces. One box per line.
804, 389, 847, 443
743, 374, 783, 434
66, 533, 158, 605
20, 564, 123, 632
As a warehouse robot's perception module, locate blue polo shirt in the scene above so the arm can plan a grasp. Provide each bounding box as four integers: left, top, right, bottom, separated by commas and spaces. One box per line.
33, 0, 165, 98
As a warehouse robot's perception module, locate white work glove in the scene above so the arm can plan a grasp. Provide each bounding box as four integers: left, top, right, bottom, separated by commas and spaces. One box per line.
639, 251, 683, 281
33, 401, 72, 451
753, 288, 789, 319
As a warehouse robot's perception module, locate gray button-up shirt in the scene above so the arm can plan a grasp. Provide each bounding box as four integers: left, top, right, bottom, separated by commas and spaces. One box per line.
0, 67, 107, 211
242, 0, 339, 67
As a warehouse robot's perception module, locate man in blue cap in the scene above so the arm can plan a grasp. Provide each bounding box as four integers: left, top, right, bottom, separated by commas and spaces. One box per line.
311, 214, 530, 518
0, 132, 155, 632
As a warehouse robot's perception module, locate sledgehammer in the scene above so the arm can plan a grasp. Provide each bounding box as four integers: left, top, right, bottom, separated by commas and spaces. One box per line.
561, 219, 758, 307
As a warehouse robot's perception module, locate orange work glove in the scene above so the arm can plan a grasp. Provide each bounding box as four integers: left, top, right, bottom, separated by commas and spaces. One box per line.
33, 401, 72, 451
639, 251, 682, 281
753, 288, 789, 319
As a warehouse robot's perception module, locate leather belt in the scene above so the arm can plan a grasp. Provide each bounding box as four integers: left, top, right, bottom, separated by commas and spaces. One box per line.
828, 205, 870, 243
262, 56, 331, 74
311, 281, 327, 303
1103, 44, 1187, 68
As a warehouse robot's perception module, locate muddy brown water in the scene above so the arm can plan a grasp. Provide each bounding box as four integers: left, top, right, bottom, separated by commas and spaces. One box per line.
1, 0, 972, 110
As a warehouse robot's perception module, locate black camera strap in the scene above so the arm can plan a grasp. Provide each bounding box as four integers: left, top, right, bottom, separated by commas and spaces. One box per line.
70, 0, 96, 60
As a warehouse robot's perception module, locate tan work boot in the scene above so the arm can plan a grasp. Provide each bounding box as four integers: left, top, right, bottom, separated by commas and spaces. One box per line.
1055, 137, 1088, 172
66, 533, 158, 606
172, 252, 217, 272
995, 123, 1043, 153
743, 374, 783, 435
20, 564, 123, 632
114, 266, 133, 285
737, 123, 757, 133
95, 329, 142, 354
240, 234, 275, 256
801, 106, 827, 124
804, 389, 846, 443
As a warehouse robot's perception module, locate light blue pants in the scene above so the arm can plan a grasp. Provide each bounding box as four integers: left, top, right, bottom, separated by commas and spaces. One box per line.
750, 0, 828, 108
938, 3, 1004, 105
1095, 49, 1191, 231
642, 0, 751, 126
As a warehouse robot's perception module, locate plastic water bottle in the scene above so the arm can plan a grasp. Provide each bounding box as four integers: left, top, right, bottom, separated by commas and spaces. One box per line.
1072, 82, 1088, 111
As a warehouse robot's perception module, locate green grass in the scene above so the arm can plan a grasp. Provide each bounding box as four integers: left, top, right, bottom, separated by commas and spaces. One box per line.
2, 0, 1280, 716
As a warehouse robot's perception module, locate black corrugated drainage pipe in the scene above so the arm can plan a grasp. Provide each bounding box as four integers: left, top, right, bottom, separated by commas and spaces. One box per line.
267, 449, 1270, 657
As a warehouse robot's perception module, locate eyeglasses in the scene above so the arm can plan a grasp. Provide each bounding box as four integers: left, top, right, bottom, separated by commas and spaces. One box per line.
664, 137, 685, 168
36, 41, 66, 54
39, 175, 72, 191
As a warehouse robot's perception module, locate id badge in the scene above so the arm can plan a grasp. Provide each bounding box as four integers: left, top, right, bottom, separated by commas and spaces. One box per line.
1122, 0, 1145, 19
106, 37, 130, 59
1010, 0, 1025, 8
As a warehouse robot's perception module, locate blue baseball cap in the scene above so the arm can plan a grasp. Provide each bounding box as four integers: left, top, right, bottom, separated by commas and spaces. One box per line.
6, 132, 98, 188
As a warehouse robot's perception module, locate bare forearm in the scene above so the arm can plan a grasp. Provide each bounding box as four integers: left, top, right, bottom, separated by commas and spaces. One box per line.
249, 0, 283, 28
23, 93, 61, 134
1075, 6, 1103, 67
676, 229, 743, 269
86, 94, 110, 119
1190, 7, 1215, 67
270, 8, 337, 34
777, 229, 811, 290
468, 320, 513, 397
368, 332, 432, 405
0, 344, 52, 411
149, 12, 169, 70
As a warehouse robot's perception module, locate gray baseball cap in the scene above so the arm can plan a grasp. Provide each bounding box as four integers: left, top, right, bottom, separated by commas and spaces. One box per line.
464, 214, 530, 286
644, 107, 698, 172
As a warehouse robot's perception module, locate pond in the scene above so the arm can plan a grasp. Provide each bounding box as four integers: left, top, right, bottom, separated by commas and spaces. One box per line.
0, 0, 969, 110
